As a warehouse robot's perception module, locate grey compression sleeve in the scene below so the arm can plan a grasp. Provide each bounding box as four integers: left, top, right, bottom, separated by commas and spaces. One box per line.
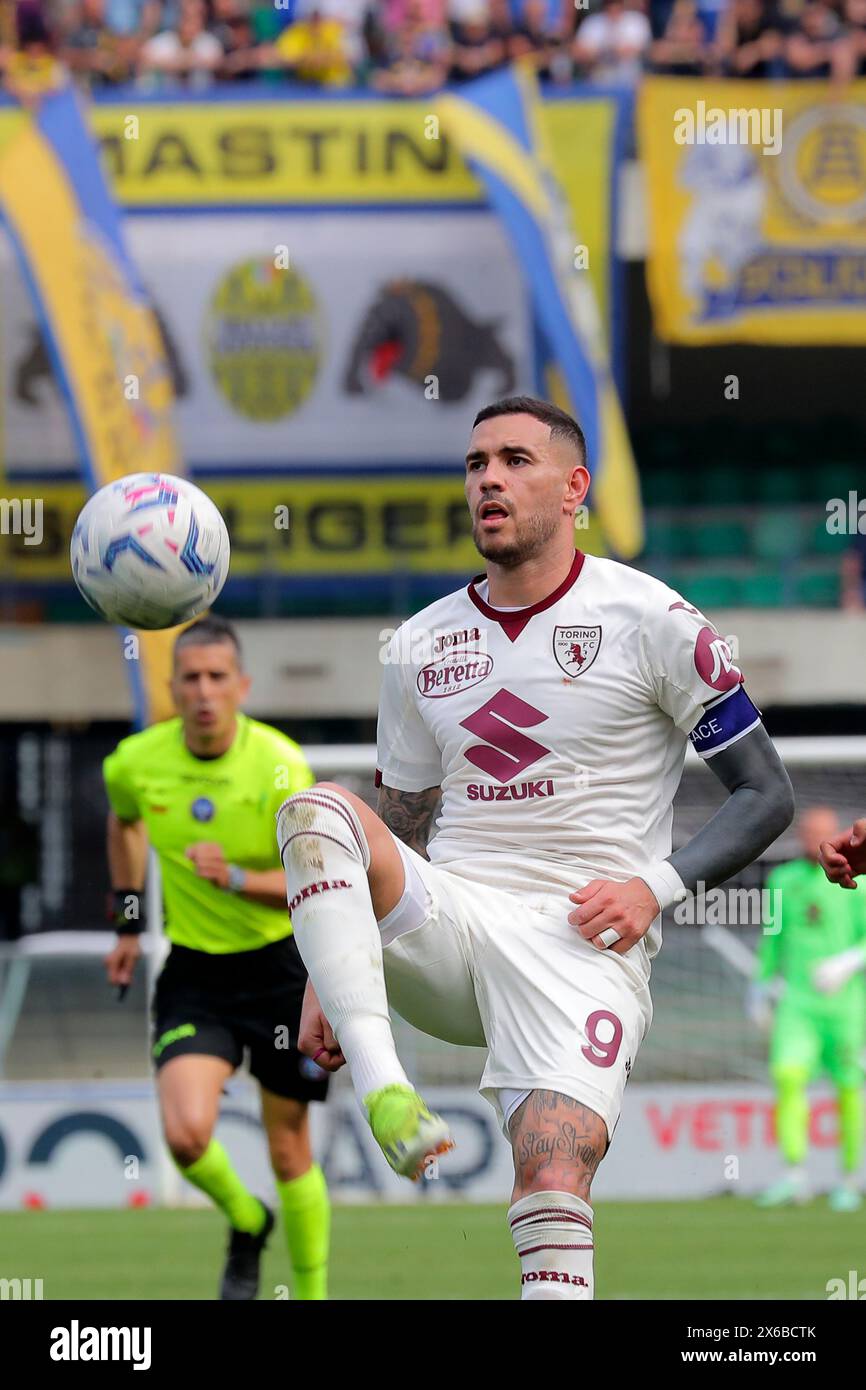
667, 723, 795, 897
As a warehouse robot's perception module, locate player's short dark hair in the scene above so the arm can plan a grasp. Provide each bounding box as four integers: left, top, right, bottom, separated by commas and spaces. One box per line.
472, 396, 587, 467
173, 615, 242, 667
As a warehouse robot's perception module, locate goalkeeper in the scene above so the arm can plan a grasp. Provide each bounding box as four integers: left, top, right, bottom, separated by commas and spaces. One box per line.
750, 806, 866, 1212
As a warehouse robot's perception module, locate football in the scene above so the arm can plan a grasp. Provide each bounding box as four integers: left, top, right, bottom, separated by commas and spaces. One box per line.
70, 473, 230, 630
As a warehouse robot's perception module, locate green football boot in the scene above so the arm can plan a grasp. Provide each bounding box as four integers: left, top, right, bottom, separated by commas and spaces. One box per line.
364, 1083, 454, 1181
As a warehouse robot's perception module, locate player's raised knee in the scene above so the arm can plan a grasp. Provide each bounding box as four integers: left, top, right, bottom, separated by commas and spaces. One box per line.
301, 779, 353, 804
314, 781, 377, 834
277, 781, 371, 879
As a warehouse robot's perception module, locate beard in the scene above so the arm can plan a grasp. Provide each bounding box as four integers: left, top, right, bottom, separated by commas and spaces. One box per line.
472, 507, 561, 568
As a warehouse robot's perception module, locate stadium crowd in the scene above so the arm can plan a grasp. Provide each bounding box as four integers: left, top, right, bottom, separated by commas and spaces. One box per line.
1, 0, 865, 93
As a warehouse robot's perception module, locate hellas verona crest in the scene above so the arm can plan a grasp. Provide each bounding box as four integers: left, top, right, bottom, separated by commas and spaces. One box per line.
553, 625, 602, 678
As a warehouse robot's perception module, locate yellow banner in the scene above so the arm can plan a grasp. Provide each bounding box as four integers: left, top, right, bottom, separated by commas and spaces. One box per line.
85, 97, 610, 199
1, 476, 606, 582
639, 78, 866, 344
91, 100, 478, 204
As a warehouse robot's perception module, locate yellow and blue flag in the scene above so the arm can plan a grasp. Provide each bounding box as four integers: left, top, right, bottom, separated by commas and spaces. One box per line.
437, 65, 643, 558
0, 83, 183, 722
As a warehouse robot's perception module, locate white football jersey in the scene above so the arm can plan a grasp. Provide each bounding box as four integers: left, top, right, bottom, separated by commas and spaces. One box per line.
375, 551, 759, 958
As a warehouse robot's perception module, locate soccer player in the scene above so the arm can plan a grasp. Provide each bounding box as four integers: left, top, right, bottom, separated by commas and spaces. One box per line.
751, 807, 866, 1212
278, 397, 794, 1300
103, 616, 330, 1300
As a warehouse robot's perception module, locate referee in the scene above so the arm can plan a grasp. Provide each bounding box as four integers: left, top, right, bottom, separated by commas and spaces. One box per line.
102, 616, 330, 1300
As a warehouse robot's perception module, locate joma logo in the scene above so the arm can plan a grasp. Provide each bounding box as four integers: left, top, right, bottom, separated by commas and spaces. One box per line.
521, 1271, 589, 1286
288, 879, 351, 914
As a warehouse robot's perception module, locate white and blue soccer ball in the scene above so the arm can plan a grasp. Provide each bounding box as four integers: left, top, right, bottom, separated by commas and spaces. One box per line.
70, 473, 230, 630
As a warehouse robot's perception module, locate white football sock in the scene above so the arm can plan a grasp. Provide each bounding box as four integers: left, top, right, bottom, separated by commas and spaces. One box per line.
508, 1190, 594, 1300
277, 787, 410, 1105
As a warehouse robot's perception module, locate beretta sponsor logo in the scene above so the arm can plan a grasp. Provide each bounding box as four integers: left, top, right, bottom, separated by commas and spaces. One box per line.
417, 648, 494, 698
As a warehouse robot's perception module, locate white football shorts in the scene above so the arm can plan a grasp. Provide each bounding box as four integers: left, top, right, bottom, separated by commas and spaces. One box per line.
377, 837, 653, 1141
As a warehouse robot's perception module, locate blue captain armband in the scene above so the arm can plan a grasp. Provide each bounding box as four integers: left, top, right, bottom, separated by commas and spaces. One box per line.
689, 685, 762, 758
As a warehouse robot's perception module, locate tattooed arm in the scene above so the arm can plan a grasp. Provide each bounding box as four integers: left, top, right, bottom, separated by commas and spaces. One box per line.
376, 783, 441, 860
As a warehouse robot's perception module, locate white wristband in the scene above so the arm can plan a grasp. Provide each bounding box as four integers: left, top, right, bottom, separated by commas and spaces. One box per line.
637, 860, 688, 913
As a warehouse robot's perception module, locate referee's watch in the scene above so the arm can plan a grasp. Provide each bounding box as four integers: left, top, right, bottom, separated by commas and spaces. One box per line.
226, 864, 247, 894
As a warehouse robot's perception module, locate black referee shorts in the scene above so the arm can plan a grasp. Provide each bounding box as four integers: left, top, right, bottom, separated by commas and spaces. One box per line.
151, 935, 329, 1104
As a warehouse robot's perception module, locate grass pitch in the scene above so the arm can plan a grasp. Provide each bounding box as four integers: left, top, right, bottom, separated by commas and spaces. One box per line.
0, 1199, 862, 1300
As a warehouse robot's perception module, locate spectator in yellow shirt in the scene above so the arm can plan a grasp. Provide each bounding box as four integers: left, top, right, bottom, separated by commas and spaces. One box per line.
1, 2, 67, 106
257, 8, 353, 86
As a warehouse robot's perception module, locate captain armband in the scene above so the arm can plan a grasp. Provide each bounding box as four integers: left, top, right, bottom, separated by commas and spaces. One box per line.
689, 686, 762, 759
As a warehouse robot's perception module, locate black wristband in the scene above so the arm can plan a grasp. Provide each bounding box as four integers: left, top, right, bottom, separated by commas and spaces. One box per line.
108, 889, 146, 935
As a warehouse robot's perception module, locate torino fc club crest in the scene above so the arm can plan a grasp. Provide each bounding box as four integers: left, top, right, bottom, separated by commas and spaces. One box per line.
553, 625, 602, 678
